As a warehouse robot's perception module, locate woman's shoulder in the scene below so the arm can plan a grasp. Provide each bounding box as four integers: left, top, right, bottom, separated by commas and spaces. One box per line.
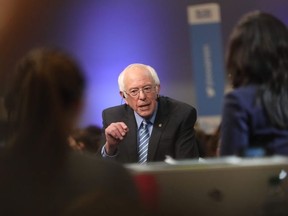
64, 152, 140, 201
227, 85, 257, 96
225, 85, 258, 103
67, 152, 132, 178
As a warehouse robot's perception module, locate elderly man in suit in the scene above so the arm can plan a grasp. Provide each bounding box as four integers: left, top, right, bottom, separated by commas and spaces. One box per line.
99, 63, 199, 164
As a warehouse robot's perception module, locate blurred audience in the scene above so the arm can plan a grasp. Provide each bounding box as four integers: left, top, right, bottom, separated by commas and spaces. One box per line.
220, 11, 288, 157
195, 124, 220, 158
69, 125, 102, 153
0, 47, 144, 216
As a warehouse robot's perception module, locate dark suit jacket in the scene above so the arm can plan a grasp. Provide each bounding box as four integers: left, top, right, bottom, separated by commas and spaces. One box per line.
220, 85, 288, 156
100, 96, 199, 163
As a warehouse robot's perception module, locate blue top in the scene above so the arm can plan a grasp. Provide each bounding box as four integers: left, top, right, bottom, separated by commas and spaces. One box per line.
220, 85, 288, 156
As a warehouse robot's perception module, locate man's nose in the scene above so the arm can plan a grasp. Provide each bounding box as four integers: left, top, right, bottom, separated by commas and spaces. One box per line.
138, 89, 146, 99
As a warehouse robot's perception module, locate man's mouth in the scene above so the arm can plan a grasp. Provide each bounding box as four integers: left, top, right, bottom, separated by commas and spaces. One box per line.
139, 104, 150, 110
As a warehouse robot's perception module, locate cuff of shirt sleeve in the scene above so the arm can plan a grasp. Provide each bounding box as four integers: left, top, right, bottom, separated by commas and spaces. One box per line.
101, 145, 118, 158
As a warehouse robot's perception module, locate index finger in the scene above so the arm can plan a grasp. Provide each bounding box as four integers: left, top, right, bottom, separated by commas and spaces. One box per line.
117, 122, 129, 132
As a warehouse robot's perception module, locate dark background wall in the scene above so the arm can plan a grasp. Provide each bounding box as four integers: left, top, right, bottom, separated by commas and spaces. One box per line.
0, 0, 287, 127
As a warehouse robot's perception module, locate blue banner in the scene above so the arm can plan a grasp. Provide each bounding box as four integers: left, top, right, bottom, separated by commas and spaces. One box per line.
187, 3, 225, 132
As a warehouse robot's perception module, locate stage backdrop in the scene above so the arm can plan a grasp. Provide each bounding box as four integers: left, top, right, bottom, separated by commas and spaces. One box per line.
0, 0, 288, 131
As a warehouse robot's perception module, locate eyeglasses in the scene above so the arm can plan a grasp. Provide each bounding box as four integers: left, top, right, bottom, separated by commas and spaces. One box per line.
125, 85, 155, 97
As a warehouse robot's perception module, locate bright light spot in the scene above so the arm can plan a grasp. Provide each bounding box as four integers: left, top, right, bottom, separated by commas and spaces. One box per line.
279, 169, 287, 180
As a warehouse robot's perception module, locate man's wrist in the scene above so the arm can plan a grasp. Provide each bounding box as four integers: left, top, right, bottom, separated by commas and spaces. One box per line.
105, 143, 117, 156
101, 143, 118, 158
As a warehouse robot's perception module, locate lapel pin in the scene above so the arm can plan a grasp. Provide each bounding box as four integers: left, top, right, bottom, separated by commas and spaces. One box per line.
158, 123, 162, 127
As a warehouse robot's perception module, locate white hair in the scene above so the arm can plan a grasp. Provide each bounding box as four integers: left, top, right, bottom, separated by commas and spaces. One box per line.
118, 63, 160, 92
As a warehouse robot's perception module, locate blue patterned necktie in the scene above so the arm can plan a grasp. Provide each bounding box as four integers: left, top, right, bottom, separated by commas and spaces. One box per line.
138, 120, 150, 164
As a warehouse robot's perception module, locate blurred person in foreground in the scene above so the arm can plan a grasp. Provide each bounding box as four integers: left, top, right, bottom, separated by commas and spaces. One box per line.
0, 48, 143, 216
220, 11, 288, 157
98, 63, 199, 164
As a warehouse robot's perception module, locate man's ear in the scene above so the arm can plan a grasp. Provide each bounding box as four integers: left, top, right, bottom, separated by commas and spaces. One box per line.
119, 91, 125, 99
156, 85, 160, 98
119, 91, 128, 104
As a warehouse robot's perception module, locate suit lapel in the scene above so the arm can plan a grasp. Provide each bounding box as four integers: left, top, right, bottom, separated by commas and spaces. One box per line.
122, 106, 138, 162
147, 97, 169, 161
